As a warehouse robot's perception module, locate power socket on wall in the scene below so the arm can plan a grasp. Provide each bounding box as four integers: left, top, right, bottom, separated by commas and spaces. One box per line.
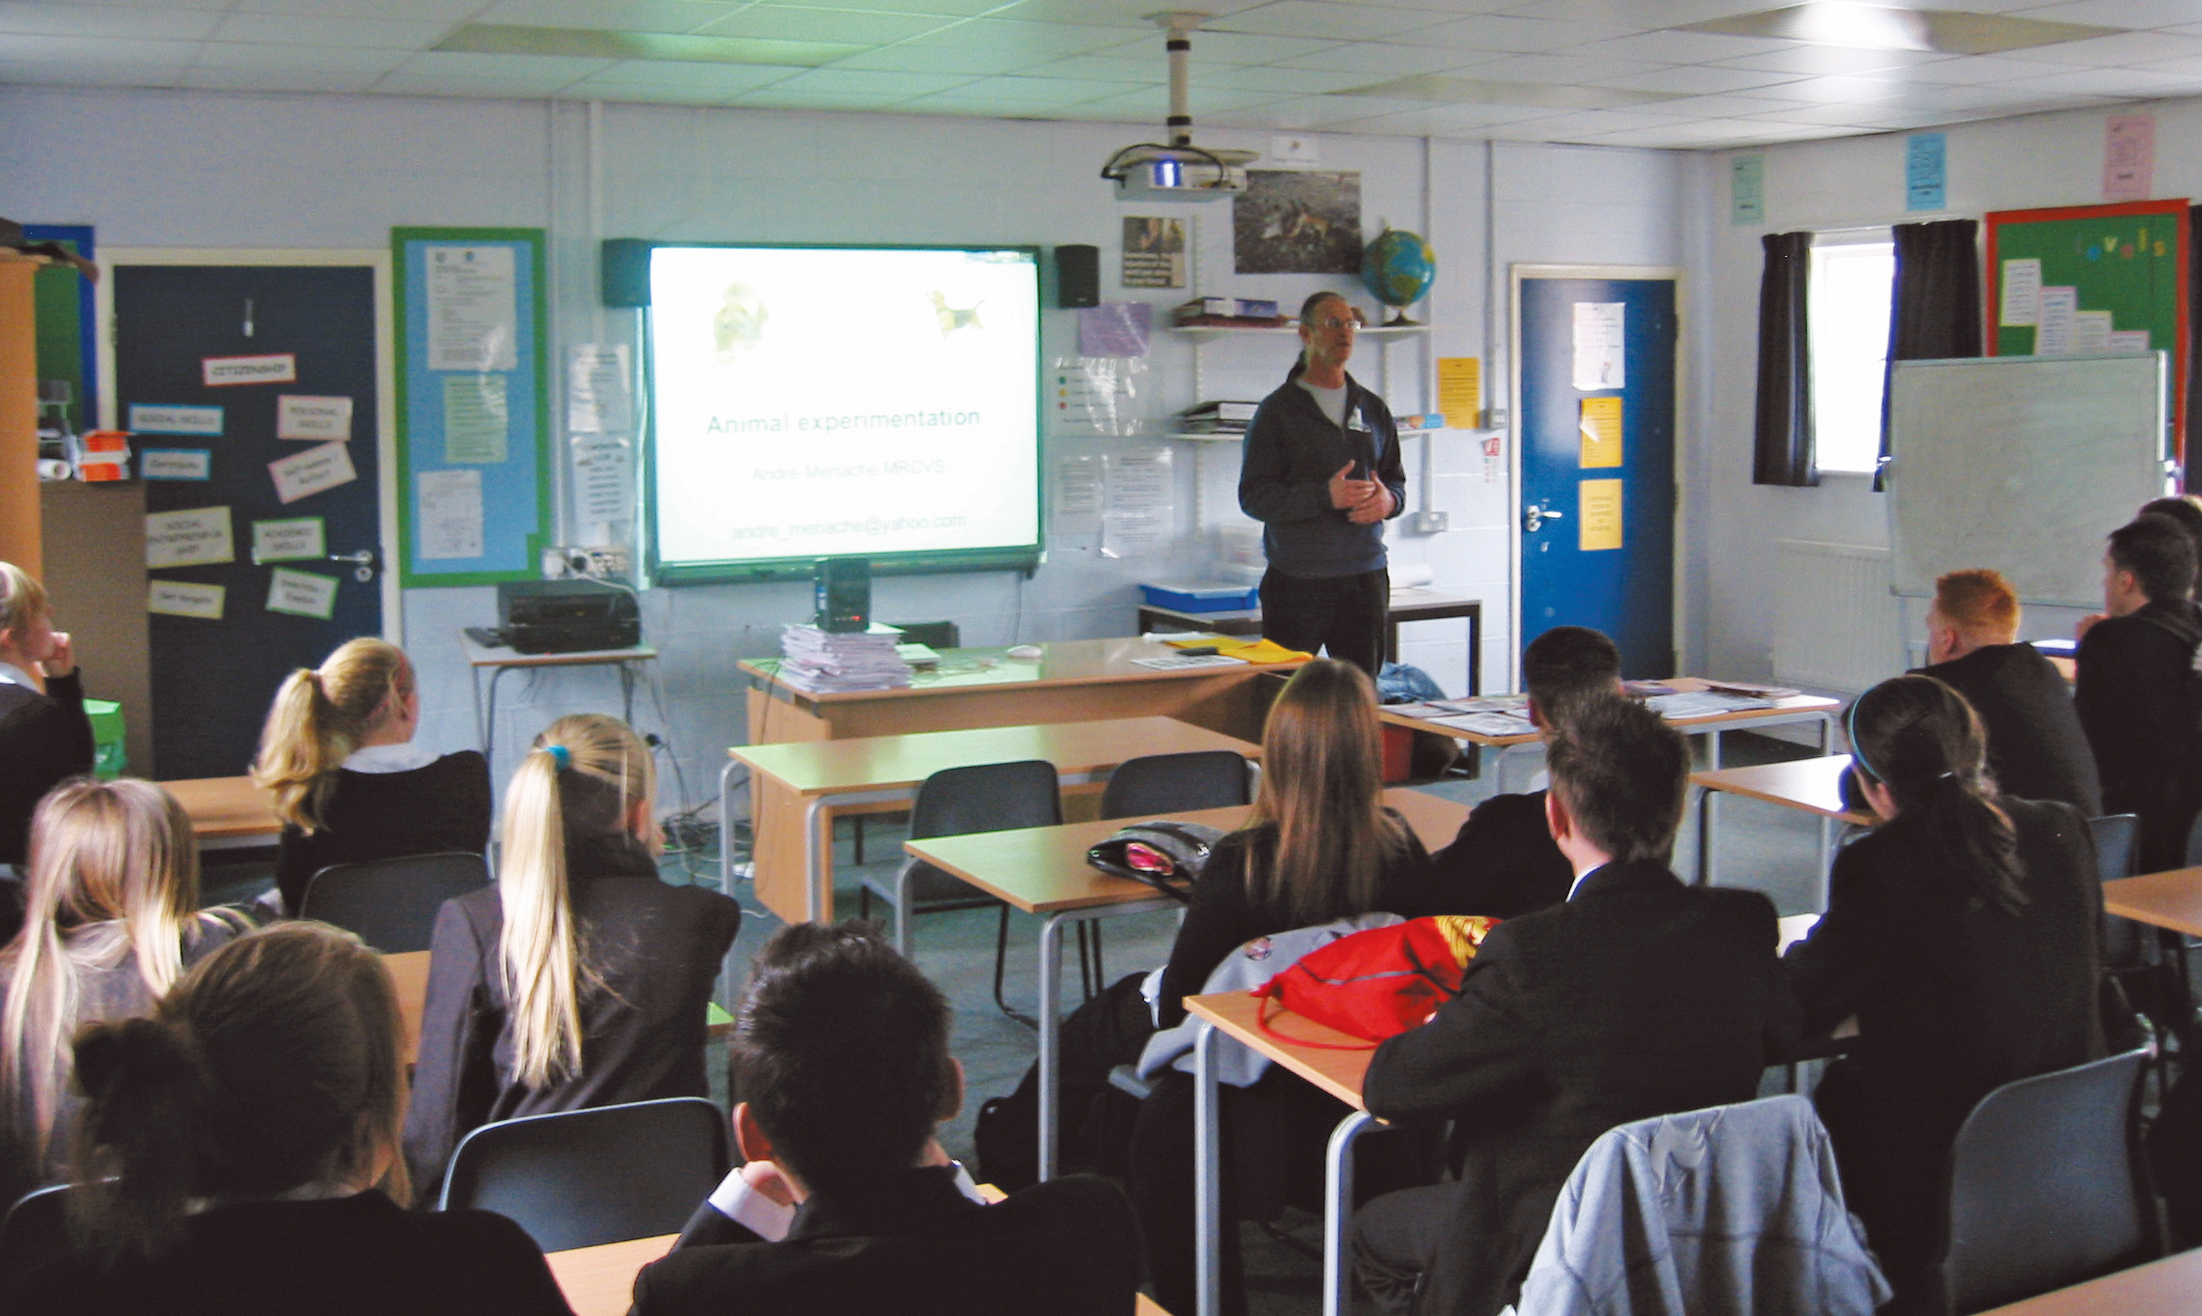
1413, 511, 1449, 533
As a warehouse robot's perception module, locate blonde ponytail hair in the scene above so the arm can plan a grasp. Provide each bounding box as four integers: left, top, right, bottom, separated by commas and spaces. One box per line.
0, 561, 49, 640
1, 778, 222, 1167
251, 639, 414, 830
498, 714, 655, 1089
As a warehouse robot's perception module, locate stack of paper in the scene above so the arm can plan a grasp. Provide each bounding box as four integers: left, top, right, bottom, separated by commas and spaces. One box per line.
776, 626, 912, 693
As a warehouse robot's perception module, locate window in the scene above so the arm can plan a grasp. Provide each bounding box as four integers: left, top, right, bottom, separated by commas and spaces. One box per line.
1808, 238, 1895, 475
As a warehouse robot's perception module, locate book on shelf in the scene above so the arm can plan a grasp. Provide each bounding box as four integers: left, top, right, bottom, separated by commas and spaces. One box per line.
1175, 295, 1279, 320
1181, 399, 1260, 421
1172, 313, 1292, 330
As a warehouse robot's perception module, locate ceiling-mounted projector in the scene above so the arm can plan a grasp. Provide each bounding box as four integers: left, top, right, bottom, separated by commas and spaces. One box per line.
1100, 12, 1257, 202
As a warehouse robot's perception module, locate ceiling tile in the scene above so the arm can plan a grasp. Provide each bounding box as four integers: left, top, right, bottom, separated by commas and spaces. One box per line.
1273, 41, 1509, 76
374, 68, 588, 94
1089, 28, 1344, 65
2134, 52, 2202, 75
827, 44, 1045, 74
1742, 102, 1923, 128
1895, 53, 2088, 83
769, 0, 1006, 13
1560, 29, 1798, 63
1013, 54, 1164, 83
1407, 13, 1624, 52
1715, 45, 1959, 75
933, 72, 1139, 102
1484, 107, 1702, 138
1589, 64, 1808, 94
1463, 51, 1669, 83
471, 0, 737, 35
2014, 30, 2202, 65
1579, 119, 1788, 147
693, 6, 945, 44
0, 32, 201, 62
191, 41, 412, 71
392, 48, 615, 78
767, 64, 976, 94
229, 0, 494, 19
728, 85, 909, 107
1640, 91, 1836, 117
1187, 62, 1374, 93
0, 3, 222, 40
213, 12, 457, 46
1074, 82, 1298, 115
1213, 2, 1449, 41
2018, 0, 2202, 24
580, 58, 807, 89
1332, 101, 1567, 134
1996, 64, 2202, 94
554, 81, 734, 102
1259, 91, 1448, 125
903, 17, 1134, 56
180, 64, 382, 91
1742, 73, 1915, 102
0, 56, 186, 85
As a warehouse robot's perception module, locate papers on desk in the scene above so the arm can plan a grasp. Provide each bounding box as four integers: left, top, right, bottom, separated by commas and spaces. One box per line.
776, 625, 912, 693
1132, 653, 1249, 671
1429, 712, 1538, 738
1433, 695, 1530, 717
1647, 692, 1774, 719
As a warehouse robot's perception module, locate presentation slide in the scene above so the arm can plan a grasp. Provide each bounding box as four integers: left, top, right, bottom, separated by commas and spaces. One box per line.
647, 245, 1040, 576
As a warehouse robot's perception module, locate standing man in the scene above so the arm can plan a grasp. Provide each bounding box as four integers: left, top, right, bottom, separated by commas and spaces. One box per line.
1238, 291, 1407, 677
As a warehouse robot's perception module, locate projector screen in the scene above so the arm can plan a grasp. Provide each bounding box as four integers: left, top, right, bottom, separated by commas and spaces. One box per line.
642, 243, 1042, 583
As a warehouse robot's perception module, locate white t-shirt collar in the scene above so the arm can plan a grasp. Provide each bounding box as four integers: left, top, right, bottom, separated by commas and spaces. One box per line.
341, 742, 439, 774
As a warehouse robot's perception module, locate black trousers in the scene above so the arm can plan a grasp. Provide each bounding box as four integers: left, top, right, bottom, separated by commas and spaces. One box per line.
1259, 567, 1388, 679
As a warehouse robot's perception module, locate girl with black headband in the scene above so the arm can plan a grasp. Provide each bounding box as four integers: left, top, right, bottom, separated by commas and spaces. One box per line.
1788, 674, 2106, 1313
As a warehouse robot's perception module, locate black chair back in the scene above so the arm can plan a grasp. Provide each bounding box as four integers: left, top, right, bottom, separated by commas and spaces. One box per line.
904, 760, 1061, 903
1100, 751, 1252, 821
1942, 1046, 2158, 1313
299, 852, 491, 953
0, 1184, 69, 1290
439, 1097, 729, 1252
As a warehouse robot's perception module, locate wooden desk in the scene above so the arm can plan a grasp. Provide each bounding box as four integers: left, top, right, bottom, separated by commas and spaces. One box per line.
738, 636, 1286, 746
549, 1233, 674, 1316
459, 633, 659, 778
906, 788, 1469, 1184
1975, 1247, 2202, 1315
728, 716, 1262, 923
1138, 588, 1484, 695
1186, 991, 1373, 1316
1690, 754, 1873, 897
546, 1231, 1181, 1316
1379, 678, 1843, 796
2104, 868, 2202, 938
386, 949, 428, 1065
162, 775, 280, 851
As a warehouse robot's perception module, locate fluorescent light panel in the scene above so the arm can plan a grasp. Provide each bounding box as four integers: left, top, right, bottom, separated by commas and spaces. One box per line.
1677, 4, 2121, 56
433, 24, 861, 67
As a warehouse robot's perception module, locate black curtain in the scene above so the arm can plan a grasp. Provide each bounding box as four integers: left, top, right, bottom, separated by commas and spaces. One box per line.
1875, 218, 1982, 491
1753, 230, 1817, 487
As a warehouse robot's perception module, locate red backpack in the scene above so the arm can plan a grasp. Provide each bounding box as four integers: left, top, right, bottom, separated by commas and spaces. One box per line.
1254, 914, 1500, 1048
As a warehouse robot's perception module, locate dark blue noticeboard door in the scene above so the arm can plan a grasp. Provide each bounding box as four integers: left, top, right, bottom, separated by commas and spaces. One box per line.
1517, 273, 1677, 678
114, 265, 383, 779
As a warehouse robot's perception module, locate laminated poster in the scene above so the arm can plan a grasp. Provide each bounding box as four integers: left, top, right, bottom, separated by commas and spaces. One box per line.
1437, 357, 1481, 425
1578, 397, 1622, 469
252, 517, 326, 564
202, 353, 296, 387
1571, 302, 1625, 392
276, 395, 353, 442
442, 375, 509, 464
266, 568, 339, 621
128, 404, 222, 436
148, 581, 224, 620
268, 443, 358, 505
418, 468, 485, 560
145, 506, 235, 569
140, 449, 212, 481
425, 245, 518, 373
1579, 479, 1623, 553
1998, 259, 2041, 328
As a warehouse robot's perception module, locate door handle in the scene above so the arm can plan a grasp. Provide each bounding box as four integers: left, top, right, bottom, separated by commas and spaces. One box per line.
1523, 503, 1566, 533
330, 549, 377, 583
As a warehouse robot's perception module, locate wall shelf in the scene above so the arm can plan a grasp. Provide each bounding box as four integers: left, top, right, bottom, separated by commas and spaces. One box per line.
1166, 426, 1441, 443
1171, 323, 1430, 340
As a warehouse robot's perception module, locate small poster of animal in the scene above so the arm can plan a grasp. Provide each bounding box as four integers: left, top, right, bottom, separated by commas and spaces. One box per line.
1233, 170, 1362, 275
1122, 216, 1187, 289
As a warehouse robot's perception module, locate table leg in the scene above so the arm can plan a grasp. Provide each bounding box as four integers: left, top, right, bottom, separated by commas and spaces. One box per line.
1039, 913, 1065, 1183
1324, 1111, 1377, 1316
892, 862, 916, 959
718, 759, 738, 896
483, 665, 515, 781
1694, 786, 1714, 887
620, 661, 636, 727
469, 661, 488, 758
1702, 729, 1724, 887
802, 796, 831, 925
1816, 715, 1834, 904
1194, 1021, 1222, 1316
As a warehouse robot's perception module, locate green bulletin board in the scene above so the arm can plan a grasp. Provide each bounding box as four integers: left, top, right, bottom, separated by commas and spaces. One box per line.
1984, 199, 2188, 457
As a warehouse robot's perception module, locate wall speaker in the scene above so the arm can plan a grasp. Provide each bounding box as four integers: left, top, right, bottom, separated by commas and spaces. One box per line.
1056, 244, 1100, 309
601, 239, 653, 308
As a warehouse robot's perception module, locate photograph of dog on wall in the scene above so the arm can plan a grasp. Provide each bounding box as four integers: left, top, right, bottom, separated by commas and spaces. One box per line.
1233, 169, 1362, 275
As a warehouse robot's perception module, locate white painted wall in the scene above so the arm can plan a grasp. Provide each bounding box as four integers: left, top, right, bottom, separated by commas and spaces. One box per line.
1698, 95, 2202, 684
0, 84, 1685, 807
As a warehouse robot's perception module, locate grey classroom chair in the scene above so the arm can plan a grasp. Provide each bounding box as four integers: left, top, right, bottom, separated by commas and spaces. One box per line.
438, 1097, 729, 1253
298, 851, 492, 954
1938, 1045, 2159, 1314
0, 1184, 70, 1291
849, 620, 962, 866
858, 759, 1064, 1025
1097, 750, 1253, 821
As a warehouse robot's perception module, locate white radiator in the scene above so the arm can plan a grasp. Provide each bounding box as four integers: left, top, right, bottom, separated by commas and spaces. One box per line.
1773, 540, 1901, 694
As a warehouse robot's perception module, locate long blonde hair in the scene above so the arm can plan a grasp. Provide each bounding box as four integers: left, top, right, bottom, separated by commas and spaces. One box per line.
68, 923, 410, 1260
1244, 659, 1406, 925
1, 778, 233, 1165
0, 561, 48, 641
251, 639, 413, 831
499, 714, 655, 1089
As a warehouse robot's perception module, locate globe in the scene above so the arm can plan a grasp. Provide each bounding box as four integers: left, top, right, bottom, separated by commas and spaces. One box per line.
1362, 228, 1436, 325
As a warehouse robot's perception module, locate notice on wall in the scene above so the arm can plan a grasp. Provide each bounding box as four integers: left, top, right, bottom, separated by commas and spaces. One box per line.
128, 404, 223, 436
266, 568, 339, 621
1121, 216, 1187, 289
1050, 357, 1145, 438
202, 353, 297, 388
1904, 132, 1946, 212
2035, 285, 2079, 355
2104, 113, 2155, 201
252, 516, 326, 564
2075, 310, 2115, 355
1997, 258, 2041, 327
1101, 450, 1173, 557
140, 449, 212, 481
268, 442, 358, 505
1729, 154, 1764, 226
1079, 303, 1152, 358
2110, 329, 2152, 354
276, 394, 353, 442
417, 468, 485, 560
1579, 479, 1623, 552
442, 375, 509, 464
1571, 302, 1625, 391
1578, 397, 1623, 469
147, 580, 225, 620
1437, 357, 1482, 425
566, 344, 632, 435
1054, 455, 1103, 534
571, 435, 633, 525
145, 506, 235, 569
426, 245, 518, 373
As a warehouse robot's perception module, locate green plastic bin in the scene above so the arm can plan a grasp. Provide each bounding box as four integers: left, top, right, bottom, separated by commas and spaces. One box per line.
84, 699, 125, 779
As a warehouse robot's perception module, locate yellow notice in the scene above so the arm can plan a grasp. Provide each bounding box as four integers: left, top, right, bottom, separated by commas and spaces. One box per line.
1579, 397, 1623, 469
1580, 479, 1623, 552
1437, 357, 1482, 424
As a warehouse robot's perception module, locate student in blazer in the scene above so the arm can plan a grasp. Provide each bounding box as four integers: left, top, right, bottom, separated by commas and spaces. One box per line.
1351, 698, 1790, 1316
634, 924, 1138, 1316
0, 562, 93, 875
403, 714, 739, 1195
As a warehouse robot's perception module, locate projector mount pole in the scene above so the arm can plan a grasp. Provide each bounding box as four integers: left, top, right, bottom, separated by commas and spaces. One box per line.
1154, 11, 1211, 148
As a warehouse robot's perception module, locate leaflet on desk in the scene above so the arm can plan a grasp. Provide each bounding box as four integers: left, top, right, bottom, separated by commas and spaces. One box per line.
1646, 692, 1775, 719
1431, 712, 1538, 737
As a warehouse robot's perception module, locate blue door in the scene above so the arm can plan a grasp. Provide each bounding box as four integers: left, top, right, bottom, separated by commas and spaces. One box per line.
1517, 274, 1677, 678
114, 265, 384, 779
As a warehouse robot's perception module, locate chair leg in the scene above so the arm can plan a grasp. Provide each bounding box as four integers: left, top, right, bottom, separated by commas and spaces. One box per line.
852, 815, 865, 865
993, 905, 1036, 1030
1089, 923, 1105, 997
858, 886, 871, 920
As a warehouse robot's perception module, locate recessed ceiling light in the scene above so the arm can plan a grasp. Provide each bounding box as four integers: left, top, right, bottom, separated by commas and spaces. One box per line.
1676, 4, 2119, 55
1341, 75, 1687, 110
433, 24, 862, 67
